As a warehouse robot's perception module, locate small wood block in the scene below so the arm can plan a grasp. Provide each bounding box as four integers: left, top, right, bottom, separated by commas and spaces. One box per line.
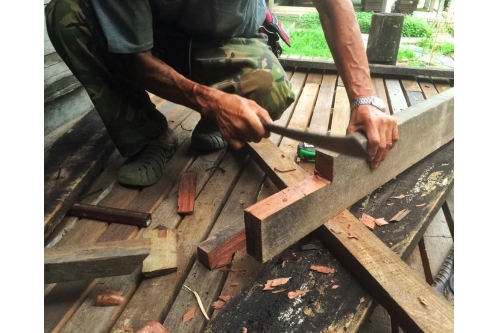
136, 320, 170, 333
178, 172, 197, 214
142, 228, 178, 278
197, 217, 246, 270
44, 238, 151, 284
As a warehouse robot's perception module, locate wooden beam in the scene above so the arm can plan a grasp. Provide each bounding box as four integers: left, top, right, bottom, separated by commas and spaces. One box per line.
319, 211, 453, 333
44, 238, 151, 284
245, 88, 454, 262
177, 171, 197, 215
279, 58, 454, 79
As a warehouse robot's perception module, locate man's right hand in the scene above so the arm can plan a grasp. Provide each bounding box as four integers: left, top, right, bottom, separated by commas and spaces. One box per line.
208, 93, 273, 150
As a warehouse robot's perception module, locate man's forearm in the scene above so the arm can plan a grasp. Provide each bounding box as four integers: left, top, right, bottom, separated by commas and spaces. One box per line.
119, 51, 222, 118
312, 0, 375, 103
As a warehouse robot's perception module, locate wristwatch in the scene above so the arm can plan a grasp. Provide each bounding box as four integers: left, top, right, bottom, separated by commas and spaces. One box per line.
350, 96, 386, 113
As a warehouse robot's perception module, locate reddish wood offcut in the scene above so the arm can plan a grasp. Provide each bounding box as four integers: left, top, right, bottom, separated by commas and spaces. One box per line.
178, 172, 197, 214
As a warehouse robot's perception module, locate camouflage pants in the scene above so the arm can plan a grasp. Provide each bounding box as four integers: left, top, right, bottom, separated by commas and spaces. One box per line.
45, 0, 295, 157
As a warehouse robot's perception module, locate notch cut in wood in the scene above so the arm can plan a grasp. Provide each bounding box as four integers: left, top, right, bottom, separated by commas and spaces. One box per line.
178, 172, 197, 214
44, 238, 151, 284
245, 88, 454, 262
142, 228, 178, 278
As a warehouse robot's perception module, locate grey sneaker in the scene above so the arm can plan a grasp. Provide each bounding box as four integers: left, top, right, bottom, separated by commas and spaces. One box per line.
191, 117, 228, 151
118, 138, 178, 187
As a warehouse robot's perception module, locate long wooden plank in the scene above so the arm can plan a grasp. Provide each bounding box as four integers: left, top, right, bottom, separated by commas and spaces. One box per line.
44, 239, 151, 284
330, 76, 351, 136
385, 78, 408, 113
44, 109, 115, 238
319, 211, 454, 333
279, 58, 454, 79
245, 88, 454, 262
279, 71, 322, 161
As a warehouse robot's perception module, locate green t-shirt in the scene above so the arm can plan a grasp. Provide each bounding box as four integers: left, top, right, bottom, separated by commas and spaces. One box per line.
91, 0, 267, 53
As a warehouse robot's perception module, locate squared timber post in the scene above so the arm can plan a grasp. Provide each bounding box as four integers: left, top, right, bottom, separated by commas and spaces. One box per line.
366, 13, 405, 65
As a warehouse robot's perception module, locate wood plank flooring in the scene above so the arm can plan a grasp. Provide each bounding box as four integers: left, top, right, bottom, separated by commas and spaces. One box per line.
44, 58, 454, 333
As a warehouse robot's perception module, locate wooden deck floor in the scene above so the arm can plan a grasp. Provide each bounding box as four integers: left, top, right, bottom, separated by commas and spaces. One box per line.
44, 58, 454, 333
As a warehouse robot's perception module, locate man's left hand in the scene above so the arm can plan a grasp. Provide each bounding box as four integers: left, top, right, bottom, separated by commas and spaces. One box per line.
347, 105, 399, 169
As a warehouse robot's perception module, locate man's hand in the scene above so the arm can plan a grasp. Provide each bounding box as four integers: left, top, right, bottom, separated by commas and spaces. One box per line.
347, 105, 399, 169
209, 93, 273, 150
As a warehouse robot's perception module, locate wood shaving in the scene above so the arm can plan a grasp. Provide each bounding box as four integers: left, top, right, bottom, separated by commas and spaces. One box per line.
124, 326, 132, 332
374, 218, 389, 226
242, 328, 248, 333
387, 202, 394, 206
416, 203, 426, 207
219, 295, 231, 302
418, 296, 430, 307
272, 289, 286, 294
288, 290, 310, 299
360, 297, 365, 303
347, 232, 358, 239
239, 200, 244, 205
94, 290, 124, 306
390, 209, 411, 222
310, 265, 335, 274
360, 213, 375, 230
182, 306, 196, 322
332, 285, 340, 289
263, 277, 291, 290
281, 260, 286, 268
230, 283, 238, 286
212, 300, 226, 310
183, 285, 209, 320
390, 194, 406, 199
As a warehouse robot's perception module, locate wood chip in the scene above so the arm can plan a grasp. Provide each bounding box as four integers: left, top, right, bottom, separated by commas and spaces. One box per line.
360, 213, 375, 230
390, 209, 411, 222
281, 260, 286, 268
182, 306, 196, 322
212, 300, 226, 310
390, 194, 406, 199
124, 326, 133, 332
347, 232, 358, 240
310, 265, 335, 274
332, 285, 340, 289
219, 295, 231, 302
271, 277, 291, 287
136, 321, 170, 333
242, 328, 248, 333
288, 290, 310, 299
374, 218, 389, 226
263, 277, 291, 290
416, 203, 426, 207
271, 289, 286, 294
94, 290, 124, 306
387, 202, 394, 206
230, 283, 238, 286
360, 297, 365, 303
418, 296, 430, 307
239, 200, 244, 205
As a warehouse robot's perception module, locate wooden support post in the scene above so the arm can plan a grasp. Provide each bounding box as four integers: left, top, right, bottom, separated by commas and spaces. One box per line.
319, 211, 454, 332
366, 13, 404, 65
44, 238, 151, 284
245, 88, 454, 262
